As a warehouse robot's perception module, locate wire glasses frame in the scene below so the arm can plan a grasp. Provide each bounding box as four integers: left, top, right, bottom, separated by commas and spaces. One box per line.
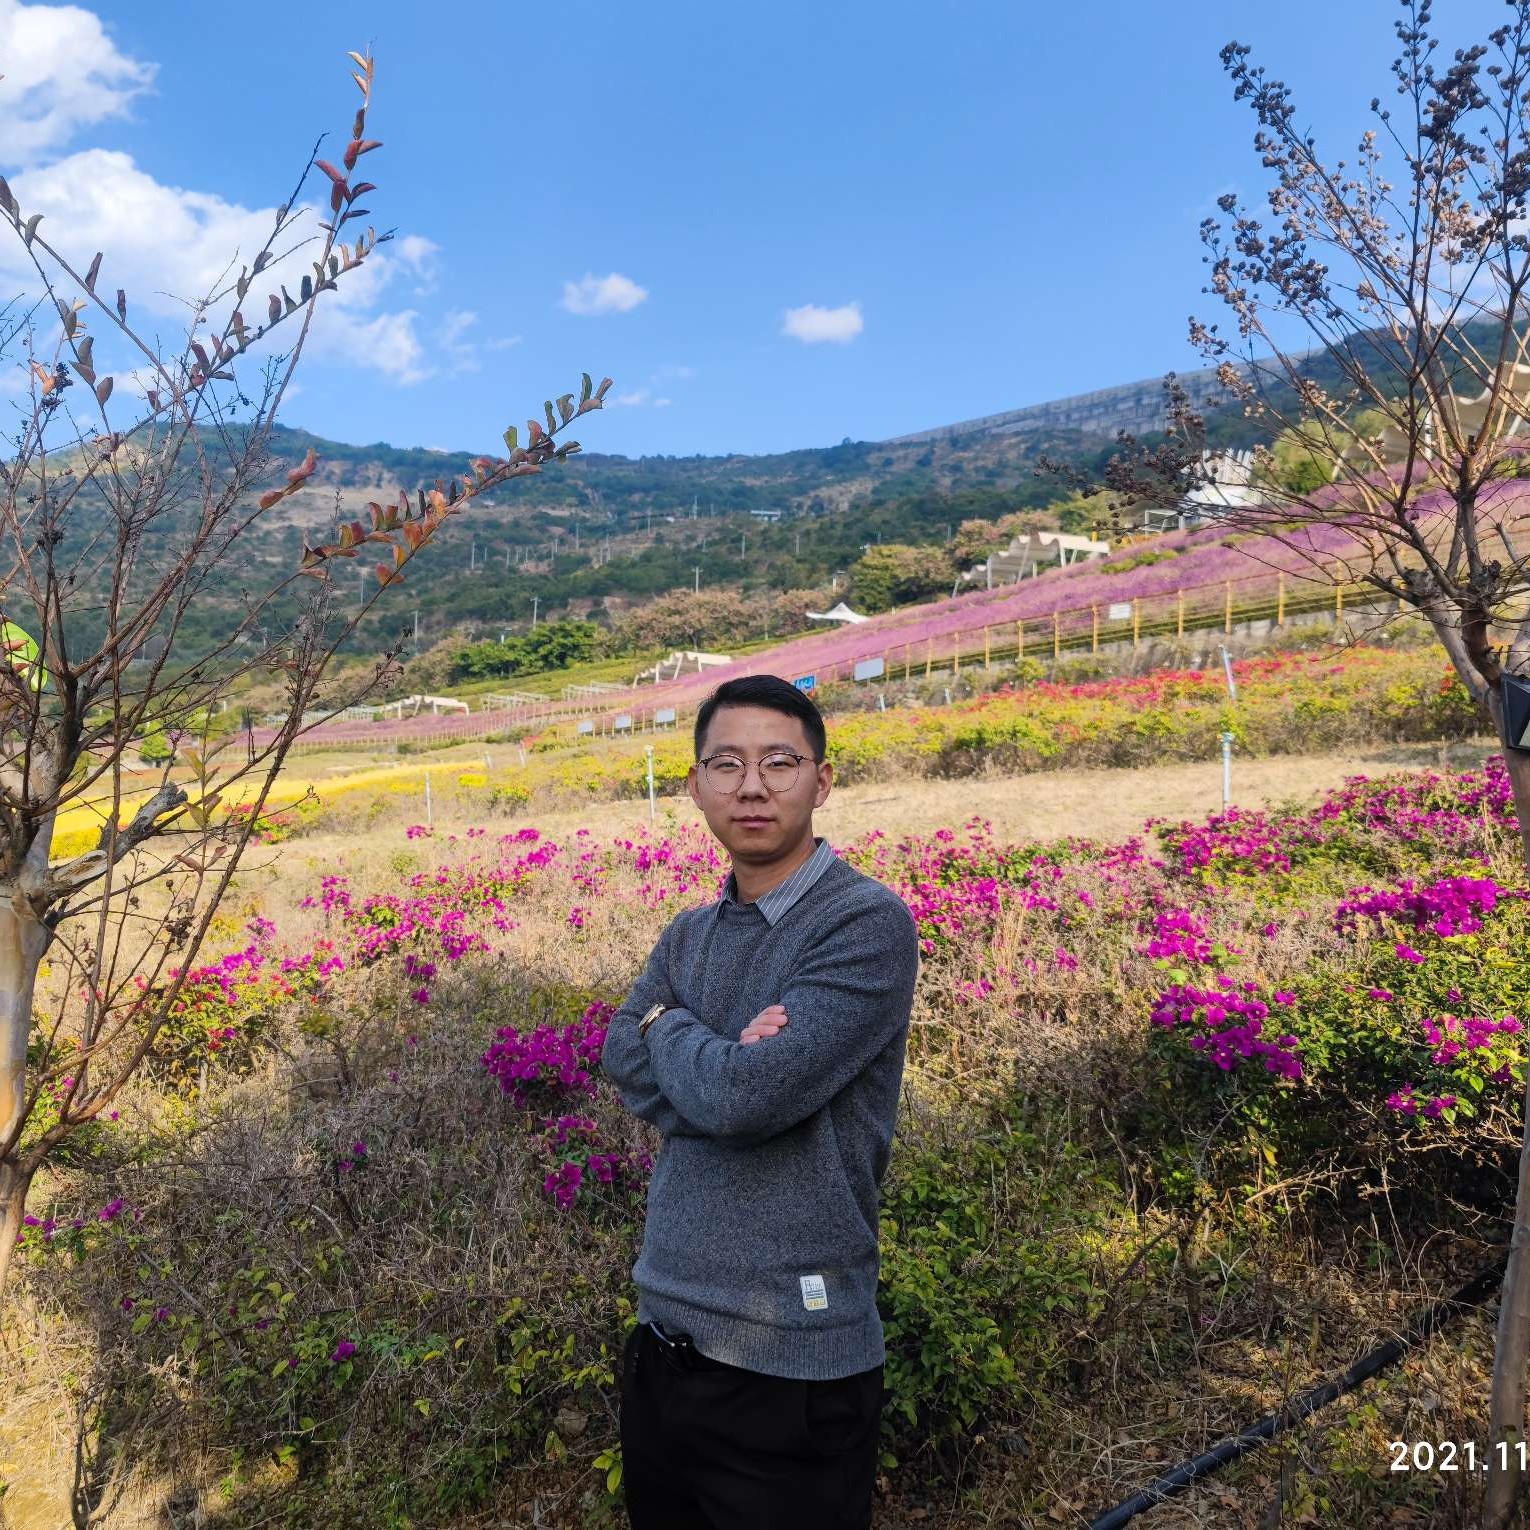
697, 750, 817, 795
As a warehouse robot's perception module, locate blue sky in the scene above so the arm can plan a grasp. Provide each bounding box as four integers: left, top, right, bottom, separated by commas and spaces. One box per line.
0, 0, 1511, 458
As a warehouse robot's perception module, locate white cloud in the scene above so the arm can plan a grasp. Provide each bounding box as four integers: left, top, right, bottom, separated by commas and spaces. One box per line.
0, 147, 445, 387
394, 233, 439, 294
487, 333, 523, 351
654, 397, 672, 407
0, 149, 276, 313
782, 301, 863, 344
611, 388, 651, 407
0, 0, 153, 164
560, 271, 647, 316
326, 307, 430, 386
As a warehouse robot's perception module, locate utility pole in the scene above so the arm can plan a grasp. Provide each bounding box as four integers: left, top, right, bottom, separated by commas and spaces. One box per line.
795, 529, 801, 556
531, 595, 539, 628
693, 566, 701, 594
504, 546, 510, 569
412, 609, 419, 646
740, 532, 747, 557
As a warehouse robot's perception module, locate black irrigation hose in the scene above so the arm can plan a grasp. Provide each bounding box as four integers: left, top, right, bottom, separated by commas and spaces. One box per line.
1086, 1261, 1507, 1530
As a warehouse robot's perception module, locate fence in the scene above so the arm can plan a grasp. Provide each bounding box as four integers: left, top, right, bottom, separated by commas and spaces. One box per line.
264, 571, 1402, 754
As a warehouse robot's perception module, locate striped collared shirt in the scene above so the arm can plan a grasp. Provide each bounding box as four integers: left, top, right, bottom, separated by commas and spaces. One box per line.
720, 836, 837, 927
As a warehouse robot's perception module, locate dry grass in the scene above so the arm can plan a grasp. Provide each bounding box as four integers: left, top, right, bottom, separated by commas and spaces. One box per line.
296, 736, 1496, 860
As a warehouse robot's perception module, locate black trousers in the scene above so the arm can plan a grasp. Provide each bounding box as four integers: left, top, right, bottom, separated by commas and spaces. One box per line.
619, 1321, 885, 1529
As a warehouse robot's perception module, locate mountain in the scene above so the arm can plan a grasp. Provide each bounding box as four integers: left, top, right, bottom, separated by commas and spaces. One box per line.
149, 353, 1297, 657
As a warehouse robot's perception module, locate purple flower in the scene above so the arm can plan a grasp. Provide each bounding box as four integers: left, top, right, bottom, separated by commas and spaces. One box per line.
330, 1340, 357, 1363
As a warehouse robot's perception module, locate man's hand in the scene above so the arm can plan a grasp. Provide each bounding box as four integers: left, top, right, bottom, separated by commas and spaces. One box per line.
740, 1004, 789, 1046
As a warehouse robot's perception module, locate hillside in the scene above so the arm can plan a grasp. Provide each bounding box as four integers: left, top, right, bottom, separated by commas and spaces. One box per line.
133, 317, 1506, 662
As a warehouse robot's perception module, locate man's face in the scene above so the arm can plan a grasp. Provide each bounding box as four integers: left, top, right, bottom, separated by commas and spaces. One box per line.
687, 704, 832, 863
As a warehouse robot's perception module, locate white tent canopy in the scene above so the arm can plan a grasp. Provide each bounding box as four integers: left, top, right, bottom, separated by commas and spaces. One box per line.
805, 601, 870, 624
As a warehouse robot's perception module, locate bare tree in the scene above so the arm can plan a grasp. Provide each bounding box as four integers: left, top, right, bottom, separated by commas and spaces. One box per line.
1065, 5, 1530, 1519
0, 50, 610, 1301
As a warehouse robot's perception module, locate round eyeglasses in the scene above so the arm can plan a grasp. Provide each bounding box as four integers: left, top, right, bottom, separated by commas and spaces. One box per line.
698, 750, 815, 794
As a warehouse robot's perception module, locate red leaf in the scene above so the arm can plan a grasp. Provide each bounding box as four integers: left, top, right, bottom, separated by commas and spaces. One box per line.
315, 160, 346, 184
258, 489, 284, 510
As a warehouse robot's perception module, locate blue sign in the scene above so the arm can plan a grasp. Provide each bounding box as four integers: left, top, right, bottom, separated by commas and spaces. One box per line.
794, 674, 816, 692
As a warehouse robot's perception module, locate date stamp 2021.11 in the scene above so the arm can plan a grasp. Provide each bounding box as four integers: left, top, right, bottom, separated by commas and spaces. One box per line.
1388, 1441, 1530, 1474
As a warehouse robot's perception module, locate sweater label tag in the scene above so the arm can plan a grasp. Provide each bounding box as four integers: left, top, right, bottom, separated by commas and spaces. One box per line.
799, 1274, 828, 1311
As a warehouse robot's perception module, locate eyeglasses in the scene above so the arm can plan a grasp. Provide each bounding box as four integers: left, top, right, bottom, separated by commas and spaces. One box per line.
698, 750, 816, 795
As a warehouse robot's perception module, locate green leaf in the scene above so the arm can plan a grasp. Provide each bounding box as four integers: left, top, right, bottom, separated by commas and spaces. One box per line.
544, 399, 557, 434
580, 371, 592, 404
502, 425, 518, 454
414, 1398, 431, 1417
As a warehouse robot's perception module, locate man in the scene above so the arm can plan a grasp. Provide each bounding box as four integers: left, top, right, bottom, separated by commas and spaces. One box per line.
601, 673, 919, 1529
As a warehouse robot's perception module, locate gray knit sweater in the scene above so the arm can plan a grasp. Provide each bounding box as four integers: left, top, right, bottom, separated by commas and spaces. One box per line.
601, 852, 919, 1380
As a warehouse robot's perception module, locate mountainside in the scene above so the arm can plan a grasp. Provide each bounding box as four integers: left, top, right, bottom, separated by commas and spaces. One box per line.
166, 323, 1465, 656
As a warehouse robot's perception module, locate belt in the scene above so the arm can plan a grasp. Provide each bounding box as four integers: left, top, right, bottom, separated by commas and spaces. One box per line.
646, 1320, 730, 1372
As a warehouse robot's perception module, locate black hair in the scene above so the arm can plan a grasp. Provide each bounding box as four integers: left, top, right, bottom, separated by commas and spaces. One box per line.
693, 675, 827, 761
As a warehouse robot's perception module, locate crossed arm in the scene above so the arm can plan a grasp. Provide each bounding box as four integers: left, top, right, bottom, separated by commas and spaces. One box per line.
599, 902, 917, 1146
598, 926, 703, 1138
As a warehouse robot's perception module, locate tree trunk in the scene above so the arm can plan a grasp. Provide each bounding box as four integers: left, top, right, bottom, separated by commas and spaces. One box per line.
1485, 709, 1530, 1529
0, 896, 51, 1308
0, 1158, 30, 1305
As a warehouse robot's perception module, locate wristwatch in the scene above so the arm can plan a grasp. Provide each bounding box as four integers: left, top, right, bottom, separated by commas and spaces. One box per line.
638, 1002, 668, 1039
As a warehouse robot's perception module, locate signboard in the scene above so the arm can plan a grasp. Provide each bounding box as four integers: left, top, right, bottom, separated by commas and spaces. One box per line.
853, 657, 885, 682
1504, 674, 1530, 750
614, 714, 634, 732
655, 707, 677, 726
1108, 602, 1133, 621
576, 719, 594, 736
793, 674, 816, 692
